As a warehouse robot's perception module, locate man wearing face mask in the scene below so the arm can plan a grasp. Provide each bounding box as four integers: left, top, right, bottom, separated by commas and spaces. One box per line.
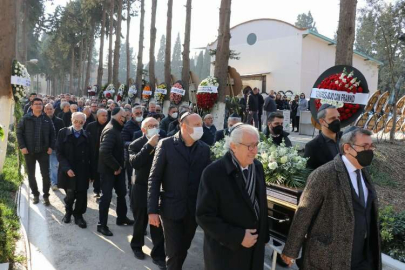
304, 104, 342, 170
148, 112, 211, 270
128, 117, 166, 269
264, 112, 292, 147
122, 106, 143, 191
56, 112, 96, 229
282, 127, 381, 270
98, 107, 134, 236
160, 106, 178, 133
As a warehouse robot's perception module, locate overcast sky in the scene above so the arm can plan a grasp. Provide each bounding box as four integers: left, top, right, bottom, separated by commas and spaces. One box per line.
45, 0, 393, 60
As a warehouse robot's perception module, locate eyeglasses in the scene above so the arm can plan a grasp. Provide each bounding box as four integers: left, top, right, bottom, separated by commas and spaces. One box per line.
351, 144, 376, 151
147, 124, 159, 129
73, 120, 84, 125
134, 112, 142, 116
239, 142, 259, 151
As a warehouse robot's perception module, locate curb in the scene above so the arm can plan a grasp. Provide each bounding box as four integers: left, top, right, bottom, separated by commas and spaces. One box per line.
382, 253, 405, 270
16, 178, 32, 270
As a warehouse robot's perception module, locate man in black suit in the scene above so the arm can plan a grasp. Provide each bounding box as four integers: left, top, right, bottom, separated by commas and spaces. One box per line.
148, 113, 211, 270
304, 104, 342, 169
85, 109, 108, 198
129, 117, 166, 269
263, 112, 292, 147
215, 114, 241, 142
97, 107, 134, 236
196, 124, 269, 270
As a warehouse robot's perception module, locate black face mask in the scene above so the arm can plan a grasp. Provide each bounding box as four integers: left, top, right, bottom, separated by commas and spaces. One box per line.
350, 146, 374, 167
326, 119, 341, 134
272, 125, 283, 135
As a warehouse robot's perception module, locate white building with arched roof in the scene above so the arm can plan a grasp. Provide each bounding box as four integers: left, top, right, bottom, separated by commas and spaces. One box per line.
208, 18, 382, 97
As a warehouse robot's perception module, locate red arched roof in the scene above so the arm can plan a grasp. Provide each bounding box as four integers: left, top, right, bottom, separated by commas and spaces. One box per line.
208, 18, 307, 46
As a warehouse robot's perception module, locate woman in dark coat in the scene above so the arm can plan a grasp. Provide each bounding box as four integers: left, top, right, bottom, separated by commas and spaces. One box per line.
290, 95, 299, 132
275, 93, 283, 110
56, 112, 95, 228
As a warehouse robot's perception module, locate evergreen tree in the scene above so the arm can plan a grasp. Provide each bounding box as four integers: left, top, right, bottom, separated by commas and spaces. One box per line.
155, 35, 166, 83
118, 43, 136, 84
194, 51, 204, 80
295, 11, 318, 33
355, 11, 377, 57
171, 33, 182, 79
201, 48, 211, 79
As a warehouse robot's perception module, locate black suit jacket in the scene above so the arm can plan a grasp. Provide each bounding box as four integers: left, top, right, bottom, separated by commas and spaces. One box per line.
148, 131, 211, 220
129, 135, 156, 209
98, 119, 125, 174
304, 132, 342, 170
214, 128, 230, 142
196, 152, 269, 270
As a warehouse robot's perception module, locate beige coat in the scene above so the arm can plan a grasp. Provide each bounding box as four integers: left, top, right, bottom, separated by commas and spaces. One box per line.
283, 155, 382, 270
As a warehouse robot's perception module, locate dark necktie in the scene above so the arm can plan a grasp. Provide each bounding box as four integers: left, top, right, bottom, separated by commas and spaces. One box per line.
243, 169, 249, 180
355, 169, 366, 208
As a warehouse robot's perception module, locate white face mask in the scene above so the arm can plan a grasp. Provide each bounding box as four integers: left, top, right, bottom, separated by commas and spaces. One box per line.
189, 126, 204, 141
147, 128, 160, 138
171, 112, 178, 119
135, 116, 143, 122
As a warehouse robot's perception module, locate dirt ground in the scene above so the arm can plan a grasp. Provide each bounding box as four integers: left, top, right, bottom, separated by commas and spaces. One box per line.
371, 140, 405, 212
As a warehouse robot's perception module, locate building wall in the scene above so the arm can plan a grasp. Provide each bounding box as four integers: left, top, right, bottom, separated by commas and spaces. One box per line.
210, 19, 306, 94
300, 34, 379, 97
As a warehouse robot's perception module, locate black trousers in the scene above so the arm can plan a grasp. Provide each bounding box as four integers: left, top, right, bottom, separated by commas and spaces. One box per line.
130, 206, 166, 261
24, 152, 51, 198
161, 213, 198, 270
64, 189, 87, 217
98, 172, 128, 227
93, 173, 101, 194
295, 116, 300, 131
258, 112, 263, 131
125, 160, 132, 190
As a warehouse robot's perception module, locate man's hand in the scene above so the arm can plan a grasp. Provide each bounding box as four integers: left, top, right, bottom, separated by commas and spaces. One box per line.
67, 170, 75, 177
281, 254, 295, 267
149, 214, 161, 227
114, 167, 122, 175
47, 148, 52, 155
241, 229, 258, 248
148, 134, 160, 147
21, 148, 29, 155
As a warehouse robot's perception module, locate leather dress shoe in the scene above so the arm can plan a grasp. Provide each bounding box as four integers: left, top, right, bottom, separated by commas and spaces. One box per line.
43, 197, 51, 206
116, 217, 134, 226
97, 225, 113, 236
33, 196, 39, 204
74, 216, 87, 229
132, 249, 145, 260
152, 259, 167, 270
62, 214, 72, 223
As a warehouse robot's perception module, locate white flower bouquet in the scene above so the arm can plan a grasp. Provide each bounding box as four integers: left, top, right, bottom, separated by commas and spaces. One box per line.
210, 133, 310, 188
11, 60, 30, 102
128, 85, 137, 98
103, 84, 115, 99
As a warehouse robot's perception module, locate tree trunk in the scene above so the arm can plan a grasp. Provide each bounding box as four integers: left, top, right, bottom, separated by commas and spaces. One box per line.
85, 21, 96, 96
335, 0, 357, 65
108, 0, 115, 84
181, 0, 192, 102
149, 0, 158, 93
17, 0, 27, 63
136, 0, 145, 98
81, 38, 88, 93
214, 0, 232, 102
164, 0, 173, 95
97, 0, 107, 89
70, 46, 75, 94
126, 0, 131, 86
113, 0, 123, 87
78, 38, 84, 94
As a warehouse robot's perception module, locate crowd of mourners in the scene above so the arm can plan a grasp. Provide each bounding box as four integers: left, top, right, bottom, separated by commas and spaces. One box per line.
16, 91, 382, 270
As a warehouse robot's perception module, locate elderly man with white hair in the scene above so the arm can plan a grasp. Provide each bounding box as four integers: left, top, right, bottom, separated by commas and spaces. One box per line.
82, 106, 95, 129
196, 123, 269, 270
56, 112, 96, 229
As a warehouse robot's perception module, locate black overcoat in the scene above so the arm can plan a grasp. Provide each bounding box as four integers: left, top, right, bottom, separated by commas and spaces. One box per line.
56, 127, 95, 191
196, 152, 270, 270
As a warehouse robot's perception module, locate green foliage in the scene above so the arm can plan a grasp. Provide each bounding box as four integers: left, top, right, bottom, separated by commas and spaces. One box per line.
0, 154, 23, 263
379, 206, 405, 262
171, 33, 182, 79
155, 35, 166, 83
118, 43, 137, 84
295, 11, 318, 33
369, 157, 398, 188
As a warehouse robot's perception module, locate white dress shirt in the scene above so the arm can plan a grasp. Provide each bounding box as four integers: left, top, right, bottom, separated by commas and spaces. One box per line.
342, 155, 368, 204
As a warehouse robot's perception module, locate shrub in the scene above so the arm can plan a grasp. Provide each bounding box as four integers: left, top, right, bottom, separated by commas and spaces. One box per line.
380, 206, 405, 263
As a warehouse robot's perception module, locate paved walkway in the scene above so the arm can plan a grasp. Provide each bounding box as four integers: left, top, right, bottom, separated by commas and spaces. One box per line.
25, 164, 297, 270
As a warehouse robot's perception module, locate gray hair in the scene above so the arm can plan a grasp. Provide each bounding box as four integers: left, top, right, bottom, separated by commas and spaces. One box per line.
61, 101, 70, 110
141, 117, 157, 129
339, 128, 372, 153
317, 105, 337, 120
148, 101, 157, 107
97, 108, 108, 116
70, 104, 78, 109
71, 111, 86, 121
83, 106, 91, 113
228, 116, 242, 123
225, 123, 259, 150
132, 105, 142, 113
